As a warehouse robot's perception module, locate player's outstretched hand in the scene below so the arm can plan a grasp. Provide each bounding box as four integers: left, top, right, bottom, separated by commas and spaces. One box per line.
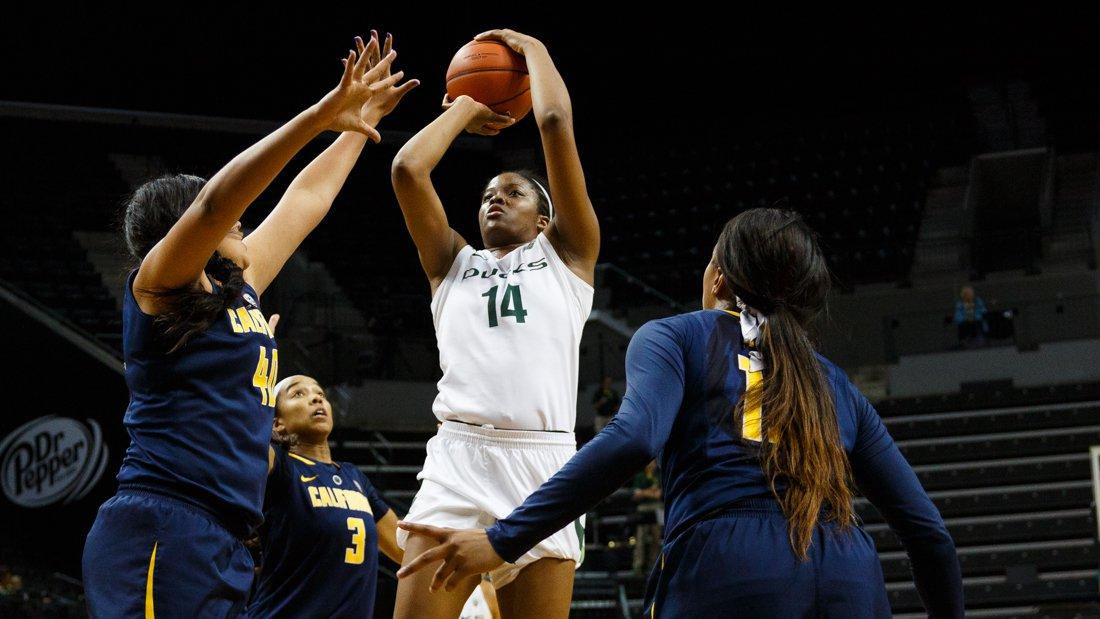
396, 521, 504, 592
314, 31, 398, 141
442, 94, 515, 136
358, 31, 420, 130
473, 29, 543, 56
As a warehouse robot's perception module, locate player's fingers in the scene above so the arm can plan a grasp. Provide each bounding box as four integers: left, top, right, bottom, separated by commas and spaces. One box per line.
382, 32, 393, 59
355, 35, 366, 56
390, 79, 420, 102
430, 557, 458, 593
340, 50, 355, 86
369, 71, 404, 93
396, 544, 448, 578
489, 112, 516, 126
474, 29, 504, 41
441, 93, 454, 110
352, 46, 371, 77
267, 314, 280, 336
364, 50, 397, 83
442, 560, 468, 592
365, 32, 380, 67
396, 521, 449, 540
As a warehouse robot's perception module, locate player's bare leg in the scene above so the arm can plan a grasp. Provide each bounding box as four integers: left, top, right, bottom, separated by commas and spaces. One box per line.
393, 532, 481, 619
495, 557, 575, 619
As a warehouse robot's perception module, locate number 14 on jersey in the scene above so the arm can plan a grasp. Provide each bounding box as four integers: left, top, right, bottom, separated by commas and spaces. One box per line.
482, 285, 527, 328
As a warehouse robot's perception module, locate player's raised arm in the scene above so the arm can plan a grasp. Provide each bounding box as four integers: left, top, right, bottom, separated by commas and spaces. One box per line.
475, 29, 600, 283
245, 33, 418, 295
135, 40, 388, 307
390, 95, 514, 292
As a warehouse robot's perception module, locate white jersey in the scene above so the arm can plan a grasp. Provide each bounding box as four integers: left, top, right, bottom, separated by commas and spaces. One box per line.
431, 232, 593, 431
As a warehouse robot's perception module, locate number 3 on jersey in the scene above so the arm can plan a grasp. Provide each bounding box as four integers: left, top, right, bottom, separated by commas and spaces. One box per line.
482, 284, 527, 328
253, 346, 279, 408
345, 517, 366, 565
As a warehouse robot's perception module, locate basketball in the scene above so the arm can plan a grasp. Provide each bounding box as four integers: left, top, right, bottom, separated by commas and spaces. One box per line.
446, 40, 532, 120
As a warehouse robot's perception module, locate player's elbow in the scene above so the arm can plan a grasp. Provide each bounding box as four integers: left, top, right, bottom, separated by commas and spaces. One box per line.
899, 517, 956, 554
536, 107, 572, 131
391, 155, 428, 185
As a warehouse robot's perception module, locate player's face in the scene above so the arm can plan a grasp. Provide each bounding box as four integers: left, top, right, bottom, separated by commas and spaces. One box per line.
274, 376, 333, 439
478, 173, 548, 248
215, 221, 250, 270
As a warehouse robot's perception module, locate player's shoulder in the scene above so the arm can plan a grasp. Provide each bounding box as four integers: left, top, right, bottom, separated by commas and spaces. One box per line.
632, 310, 734, 359
642, 309, 737, 340
814, 352, 873, 416
815, 353, 846, 383
641, 309, 720, 333
279, 447, 321, 473
814, 353, 855, 394
341, 465, 379, 497
634, 313, 690, 345
338, 461, 368, 484
266, 444, 300, 484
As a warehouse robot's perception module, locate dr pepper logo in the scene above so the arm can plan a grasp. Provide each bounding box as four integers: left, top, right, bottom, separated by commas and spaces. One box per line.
0, 416, 108, 508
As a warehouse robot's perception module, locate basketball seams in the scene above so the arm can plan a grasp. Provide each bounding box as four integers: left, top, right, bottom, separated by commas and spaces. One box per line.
446, 67, 529, 81
446, 40, 532, 119
485, 87, 532, 109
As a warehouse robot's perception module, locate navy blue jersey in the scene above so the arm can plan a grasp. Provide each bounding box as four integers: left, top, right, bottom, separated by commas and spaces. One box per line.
488, 309, 963, 615
117, 270, 278, 535
248, 446, 390, 618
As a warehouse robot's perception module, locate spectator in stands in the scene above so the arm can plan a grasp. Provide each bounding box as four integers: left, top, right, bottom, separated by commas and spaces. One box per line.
954, 285, 987, 348
631, 460, 663, 574
592, 375, 621, 432
0, 566, 21, 595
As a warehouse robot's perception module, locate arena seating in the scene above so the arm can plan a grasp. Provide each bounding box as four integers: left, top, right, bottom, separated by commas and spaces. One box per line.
2, 101, 974, 357
1, 119, 129, 342
590, 107, 973, 305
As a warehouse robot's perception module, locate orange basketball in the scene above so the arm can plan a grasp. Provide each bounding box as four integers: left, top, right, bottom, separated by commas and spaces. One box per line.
446, 40, 532, 121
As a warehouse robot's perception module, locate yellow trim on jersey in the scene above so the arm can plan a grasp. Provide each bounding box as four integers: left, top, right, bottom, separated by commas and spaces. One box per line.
145, 541, 158, 618
738, 355, 764, 442
288, 452, 316, 466
721, 309, 741, 318
647, 553, 665, 618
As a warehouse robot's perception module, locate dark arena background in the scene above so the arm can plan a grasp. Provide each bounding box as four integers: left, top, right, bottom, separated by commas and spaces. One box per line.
2, 5, 1100, 617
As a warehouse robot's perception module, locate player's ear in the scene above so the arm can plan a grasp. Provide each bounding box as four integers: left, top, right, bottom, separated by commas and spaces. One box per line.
536, 214, 550, 232
712, 267, 728, 300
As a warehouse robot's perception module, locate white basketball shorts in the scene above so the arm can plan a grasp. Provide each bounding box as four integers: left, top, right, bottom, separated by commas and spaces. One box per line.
398, 421, 585, 588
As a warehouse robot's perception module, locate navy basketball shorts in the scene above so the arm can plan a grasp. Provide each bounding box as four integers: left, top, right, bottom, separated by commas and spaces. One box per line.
82, 490, 254, 618
643, 500, 891, 618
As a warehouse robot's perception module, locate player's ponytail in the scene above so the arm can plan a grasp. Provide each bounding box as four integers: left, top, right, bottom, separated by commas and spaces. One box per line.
716, 208, 853, 560
122, 174, 246, 353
